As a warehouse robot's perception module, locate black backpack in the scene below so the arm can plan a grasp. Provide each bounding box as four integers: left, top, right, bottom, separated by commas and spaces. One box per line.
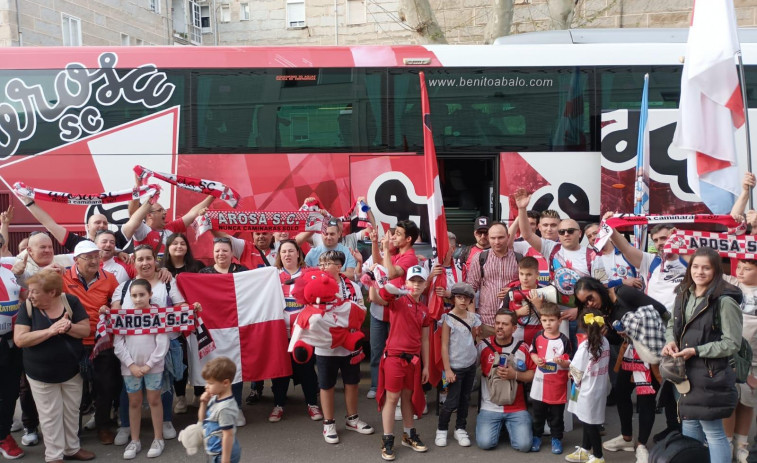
648, 431, 710, 463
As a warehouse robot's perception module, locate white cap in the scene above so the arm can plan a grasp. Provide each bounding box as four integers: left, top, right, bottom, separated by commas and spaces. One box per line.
406, 265, 428, 281
73, 240, 99, 258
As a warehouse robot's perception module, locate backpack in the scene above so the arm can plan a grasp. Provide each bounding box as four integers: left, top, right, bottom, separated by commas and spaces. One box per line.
478, 249, 523, 281
648, 431, 710, 463
481, 338, 523, 406
714, 298, 753, 384
120, 279, 172, 306
26, 294, 73, 318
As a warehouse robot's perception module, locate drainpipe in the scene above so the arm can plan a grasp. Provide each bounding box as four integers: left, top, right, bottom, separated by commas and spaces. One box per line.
14, 0, 22, 46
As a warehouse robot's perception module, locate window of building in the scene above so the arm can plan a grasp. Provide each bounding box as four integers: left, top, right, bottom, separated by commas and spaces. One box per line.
136, 38, 144, 46
240, 3, 250, 21
149, 0, 161, 14
120, 33, 130, 46
61, 14, 82, 46
190, 0, 202, 43
286, 0, 306, 28
201, 5, 211, 33
220, 5, 231, 23
346, 0, 365, 25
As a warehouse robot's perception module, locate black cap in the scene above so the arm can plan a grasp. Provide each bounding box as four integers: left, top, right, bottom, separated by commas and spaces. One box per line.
474, 216, 491, 231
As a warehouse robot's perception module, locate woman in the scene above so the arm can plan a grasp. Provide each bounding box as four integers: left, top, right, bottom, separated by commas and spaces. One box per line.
112, 245, 186, 447
13, 269, 95, 462
164, 233, 204, 277
199, 237, 248, 274
164, 233, 203, 413
264, 240, 322, 422
662, 247, 742, 463
574, 276, 668, 461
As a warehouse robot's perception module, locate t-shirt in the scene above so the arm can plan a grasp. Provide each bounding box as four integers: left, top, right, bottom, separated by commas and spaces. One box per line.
115, 278, 185, 309
280, 267, 303, 337
724, 275, 757, 316
15, 294, 88, 383
540, 239, 592, 308
478, 336, 535, 414
530, 330, 570, 405
383, 292, 431, 356
133, 219, 187, 260
114, 307, 170, 376
101, 257, 136, 284
0, 265, 22, 337
639, 252, 687, 312
389, 248, 418, 287
591, 248, 636, 288
567, 337, 610, 424
440, 311, 481, 369
304, 243, 357, 272
203, 395, 239, 456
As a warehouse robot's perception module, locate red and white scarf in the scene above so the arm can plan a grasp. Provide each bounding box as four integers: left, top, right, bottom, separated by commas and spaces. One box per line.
192, 210, 326, 237
134, 165, 240, 208
14, 181, 160, 206
663, 229, 757, 259
621, 344, 656, 395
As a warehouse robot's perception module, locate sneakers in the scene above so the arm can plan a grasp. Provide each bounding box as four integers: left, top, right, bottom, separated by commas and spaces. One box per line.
603, 434, 634, 452
162, 421, 177, 440
123, 440, 141, 460
587, 457, 605, 463
114, 427, 130, 446
307, 404, 323, 421
453, 429, 471, 447
552, 437, 563, 454
635, 444, 649, 463
345, 415, 374, 435
531, 436, 542, 452
435, 429, 447, 447
20, 428, 38, 447
236, 410, 246, 427
401, 429, 427, 452
174, 396, 187, 414
0, 435, 24, 459
366, 389, 377, 399
737, 446, 749, 463
83, 415, 96, 430
268, 406, 284, 423
146, 439, 164, 458
565, 446, 591, 462
323, 421, 339, 444
394, 403, 402, 421
245, 390, 261, 405
381, 434, 396, 461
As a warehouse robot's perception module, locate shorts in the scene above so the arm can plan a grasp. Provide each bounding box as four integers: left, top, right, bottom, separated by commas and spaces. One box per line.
316, 355, 360, 389
381, 356, 416, 393
738, 382, 757, 407
123, 372, 163, 394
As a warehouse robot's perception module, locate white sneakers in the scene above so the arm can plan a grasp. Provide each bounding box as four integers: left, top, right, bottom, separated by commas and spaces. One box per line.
83, 416, 96, 431
565, 446, 591, 462
162, 422, 177, 440
366, 389, 377, 399
146, 439, 164, 458
345, 415, 374, 434
635, 444, 649, 463
453, 429, 471, 447
20, 429, 38, 447
737, 446, 750, 463
123, 440, 141, 460
435, 430, 447, 447
323, 422, 339, 444
173, 396, 187, 414
602, 435, 634, 452
114, 427, 130, 446
236, 410, 246, 427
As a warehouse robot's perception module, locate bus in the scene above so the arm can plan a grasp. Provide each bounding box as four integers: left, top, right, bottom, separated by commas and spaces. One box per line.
2, 28, 756, 254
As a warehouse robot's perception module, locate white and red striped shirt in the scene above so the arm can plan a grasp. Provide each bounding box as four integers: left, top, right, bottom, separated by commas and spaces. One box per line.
280, 267, 303, 337
465, 249, 518, 326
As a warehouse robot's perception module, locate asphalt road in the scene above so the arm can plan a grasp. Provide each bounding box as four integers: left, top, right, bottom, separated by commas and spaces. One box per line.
11, 365, 689, 463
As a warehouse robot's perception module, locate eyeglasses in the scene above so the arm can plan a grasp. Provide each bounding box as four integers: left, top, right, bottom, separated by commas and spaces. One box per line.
77, 253, 101, 261
318, 262, 338, 268
213, 237, 231, 244
557, 228, 578, 236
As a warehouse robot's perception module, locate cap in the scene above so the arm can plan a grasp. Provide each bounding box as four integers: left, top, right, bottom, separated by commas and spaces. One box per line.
73, 240, 100, 258
449, 282, 475, 300
474, 216, 491, 231
406, 265, 428, 281
659, 355, 691, 394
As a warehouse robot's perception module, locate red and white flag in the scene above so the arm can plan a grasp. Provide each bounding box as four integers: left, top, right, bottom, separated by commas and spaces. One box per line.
177, 267, 292, 385
672, 0, 745, 214
420, 72, 449, 321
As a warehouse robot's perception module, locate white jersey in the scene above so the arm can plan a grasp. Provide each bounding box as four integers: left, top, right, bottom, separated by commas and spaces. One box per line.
567, 338, 610, 424
639, 253, 687, 312
101, 258, 132, 284
0, 265, 21, 337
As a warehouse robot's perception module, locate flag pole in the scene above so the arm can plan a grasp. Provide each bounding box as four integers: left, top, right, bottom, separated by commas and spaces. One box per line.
737, 51, 754, 209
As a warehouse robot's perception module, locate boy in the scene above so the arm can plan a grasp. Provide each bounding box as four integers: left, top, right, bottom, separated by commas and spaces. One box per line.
529, 302, 570, 455
501, 256, 545, 346
200, 357, 241, 463
371, 265, 431, 461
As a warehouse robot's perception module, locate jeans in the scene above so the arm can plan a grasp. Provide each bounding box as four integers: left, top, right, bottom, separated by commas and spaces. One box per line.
475, 409, 533, 451
231, 382, 243, 407
209, 438, 241, 463
437, 363, 476, 431
369, 314, 389, 391
683, 419, 731, 463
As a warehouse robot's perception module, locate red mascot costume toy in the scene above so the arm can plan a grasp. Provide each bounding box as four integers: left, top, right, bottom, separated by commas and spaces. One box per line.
287, 268, 367, 364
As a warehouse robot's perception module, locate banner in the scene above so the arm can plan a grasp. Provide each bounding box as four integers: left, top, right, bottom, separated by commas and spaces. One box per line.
134, 165, 241, 208
13, 181, 160, 206
663, 230, 757, 259
107, 305, 195, 335
192, 210, 326, 237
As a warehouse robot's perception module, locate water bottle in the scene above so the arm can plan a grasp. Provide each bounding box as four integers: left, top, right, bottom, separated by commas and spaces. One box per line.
613, 320, 624, 332
359, 200, 371, 212
516, 359, 526, 372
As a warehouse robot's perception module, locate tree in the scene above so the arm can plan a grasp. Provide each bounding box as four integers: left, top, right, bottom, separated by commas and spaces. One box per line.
398, 0, 448, 44
547, 0, 578, 30
483, 0, 515, 44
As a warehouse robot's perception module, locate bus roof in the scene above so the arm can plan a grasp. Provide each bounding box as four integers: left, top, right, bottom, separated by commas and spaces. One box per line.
493, 27, 757, 44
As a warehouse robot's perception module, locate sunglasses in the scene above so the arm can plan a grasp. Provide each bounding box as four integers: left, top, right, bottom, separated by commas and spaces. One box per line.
558, 228, 578, 236
213, 237, 231, 244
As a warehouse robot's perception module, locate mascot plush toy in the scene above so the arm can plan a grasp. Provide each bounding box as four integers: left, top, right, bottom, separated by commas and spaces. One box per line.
287, 269, 367, 364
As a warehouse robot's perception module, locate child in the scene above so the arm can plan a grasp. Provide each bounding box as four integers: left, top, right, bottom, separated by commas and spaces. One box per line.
435, 282, 481, 447
113, 279, 169, 460
200, 357, 242, 463
566, 310, 610, 463
501, 256, 546, 345
371, 265, 431, 461
529, 301, 570, 455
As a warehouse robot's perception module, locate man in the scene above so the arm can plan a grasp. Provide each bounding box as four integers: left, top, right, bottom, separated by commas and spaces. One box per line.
121, 194, 214, 260
590, 227, 642, 290
305, 219, 358, 280
378, 220, 419, 287
457, 216, 491, 282
465, 222, 519, 338
525, 210, 540, 236
62, 240, 120, 445
95, 230, 135, 284
14, 233, 74, 287
476, 310, 536, 451
583, 223, 599, 248
538, 210, 561, 241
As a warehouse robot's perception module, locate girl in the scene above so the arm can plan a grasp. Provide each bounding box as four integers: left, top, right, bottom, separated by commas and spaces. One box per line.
566, 310, 610, 463
435, 282, 481, 448
113, 279, 169, 460
164, 233, 204, 277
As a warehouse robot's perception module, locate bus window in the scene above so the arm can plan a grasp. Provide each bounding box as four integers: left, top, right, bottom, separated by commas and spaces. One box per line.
599, 66, 681, 110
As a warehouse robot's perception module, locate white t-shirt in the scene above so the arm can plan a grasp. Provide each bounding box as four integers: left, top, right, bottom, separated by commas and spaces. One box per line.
567, 337, 610, 425
102, 258, 132, 284
639, 252, 687, 312
591, 250, 635, 287
724, 275, 757, 316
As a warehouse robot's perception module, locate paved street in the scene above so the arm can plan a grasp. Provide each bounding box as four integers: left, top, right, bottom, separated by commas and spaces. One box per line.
13, 363, 677, 463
